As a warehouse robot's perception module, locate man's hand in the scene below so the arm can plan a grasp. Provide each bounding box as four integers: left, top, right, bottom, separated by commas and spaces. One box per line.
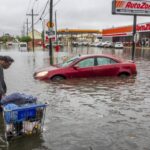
1, 94, 6, 99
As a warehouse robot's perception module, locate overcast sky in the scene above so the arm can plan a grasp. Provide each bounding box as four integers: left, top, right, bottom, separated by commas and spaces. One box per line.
0, 0, 150, 36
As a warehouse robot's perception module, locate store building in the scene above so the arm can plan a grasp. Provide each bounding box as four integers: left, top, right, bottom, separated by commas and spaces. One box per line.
102, 22, 150, 47
28, 29, 42, 47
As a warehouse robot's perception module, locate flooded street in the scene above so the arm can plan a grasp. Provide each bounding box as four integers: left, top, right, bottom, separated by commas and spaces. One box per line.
0, 46, 150, 150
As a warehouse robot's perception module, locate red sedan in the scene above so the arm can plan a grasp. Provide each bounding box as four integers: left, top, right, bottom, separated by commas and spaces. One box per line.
34, 54, 137, 81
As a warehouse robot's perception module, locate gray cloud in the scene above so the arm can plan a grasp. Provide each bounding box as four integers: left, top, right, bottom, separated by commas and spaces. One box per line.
0, 0, 150, 36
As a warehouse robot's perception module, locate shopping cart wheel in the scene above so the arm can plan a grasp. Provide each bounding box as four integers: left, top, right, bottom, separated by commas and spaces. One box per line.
32, 127, 39, 134
6, 132, 13, 141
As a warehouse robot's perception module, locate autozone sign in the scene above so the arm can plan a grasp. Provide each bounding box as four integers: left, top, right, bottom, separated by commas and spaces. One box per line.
112, 0, 150, 16
136, 23, 150, 31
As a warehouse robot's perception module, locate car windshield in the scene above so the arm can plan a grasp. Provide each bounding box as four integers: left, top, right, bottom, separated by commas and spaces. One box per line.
20, 44, 27, 47
60, 56, 80, 67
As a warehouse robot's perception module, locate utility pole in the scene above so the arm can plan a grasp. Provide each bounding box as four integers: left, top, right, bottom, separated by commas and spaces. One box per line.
25, 18, 30, 51
23, 24, 26, 36
42, 19, 45, 51
22, 23, 25, 36
55, 11, 58, 42
132, 15, 137, 60
27, 9, 38, 52
49, 0, 53, 65
32, 9, 35, 52
26, 18, 29, 36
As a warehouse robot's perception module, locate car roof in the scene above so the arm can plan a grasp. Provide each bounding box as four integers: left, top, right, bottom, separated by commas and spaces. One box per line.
19, 42, 27, 44
79, 54, 122, 62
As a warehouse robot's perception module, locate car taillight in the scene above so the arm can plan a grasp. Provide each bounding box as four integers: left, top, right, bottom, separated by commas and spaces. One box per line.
132, 64, 137, 75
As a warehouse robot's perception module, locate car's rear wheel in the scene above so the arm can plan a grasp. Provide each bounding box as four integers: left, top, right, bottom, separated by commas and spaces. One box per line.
51, 75, 65, 81
119, 73, 130, 78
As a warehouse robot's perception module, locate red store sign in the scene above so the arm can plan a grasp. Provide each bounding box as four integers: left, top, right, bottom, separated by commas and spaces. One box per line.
125, 2, 150, 10
136, 23, 150, 32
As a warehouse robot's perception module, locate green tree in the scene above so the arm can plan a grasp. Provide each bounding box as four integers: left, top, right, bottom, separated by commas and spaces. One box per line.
19, 36, 31, 43
1, 36, 8, 43
16, 36, 21, 41
0, 35, 13, 43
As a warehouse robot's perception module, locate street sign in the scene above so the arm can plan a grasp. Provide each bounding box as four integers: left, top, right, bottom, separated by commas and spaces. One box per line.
134, 33, 140, 43
48, 35, 55, 39
46, 22, 54, 28
45, 28, 55, 39
46, 30, 55, 36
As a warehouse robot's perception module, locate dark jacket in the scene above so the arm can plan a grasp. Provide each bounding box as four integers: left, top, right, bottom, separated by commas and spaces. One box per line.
0, 65, 7, 97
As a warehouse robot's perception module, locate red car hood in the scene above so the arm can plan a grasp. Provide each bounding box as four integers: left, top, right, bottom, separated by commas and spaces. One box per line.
35, 65, 59, 73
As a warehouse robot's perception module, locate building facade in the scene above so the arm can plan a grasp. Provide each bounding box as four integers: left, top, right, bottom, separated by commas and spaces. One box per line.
102, 22, 150, 47
28, 30, 42, 48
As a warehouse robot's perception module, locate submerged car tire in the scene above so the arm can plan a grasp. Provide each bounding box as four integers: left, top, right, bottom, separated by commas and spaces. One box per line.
119, 73, 130, 78
51, 75, 65, 81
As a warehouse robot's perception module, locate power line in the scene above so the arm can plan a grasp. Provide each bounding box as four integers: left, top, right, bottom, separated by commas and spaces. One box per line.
34, 0, 40, 13
31, 0, 38, 10
26, 0, 33, 14
34, 0, 49, 25
53, 0, 62, 7
34, 0, 63, 25
26, 0, 39, 15
25, 0, 37, 24
26, 0, 63, 31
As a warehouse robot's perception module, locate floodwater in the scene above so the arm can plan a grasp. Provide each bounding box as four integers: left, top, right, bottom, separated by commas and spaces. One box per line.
0, 45, 150, 150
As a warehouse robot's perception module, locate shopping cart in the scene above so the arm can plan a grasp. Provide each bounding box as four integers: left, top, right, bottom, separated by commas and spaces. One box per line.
3, 103, 47, 141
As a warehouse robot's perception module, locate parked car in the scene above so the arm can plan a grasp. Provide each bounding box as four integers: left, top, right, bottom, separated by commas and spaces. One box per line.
72, 42, 78, 47
82, 42, 89, 46
77, 42, 83, 46
101, 41, 113, 48
45, 41, 64, 49
19, 42, 28, 51
100, 41, 109, 47
6, 42, 13, 46
114, 42, 124, 49
95, 42, 103, 47
34, 54, 137, 81
89, 42, 99, 47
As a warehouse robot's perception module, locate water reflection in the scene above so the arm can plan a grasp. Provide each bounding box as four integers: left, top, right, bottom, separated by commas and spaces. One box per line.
0, 113, 6, 149
8, 136, 47, 150
0, 46, 150, 150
